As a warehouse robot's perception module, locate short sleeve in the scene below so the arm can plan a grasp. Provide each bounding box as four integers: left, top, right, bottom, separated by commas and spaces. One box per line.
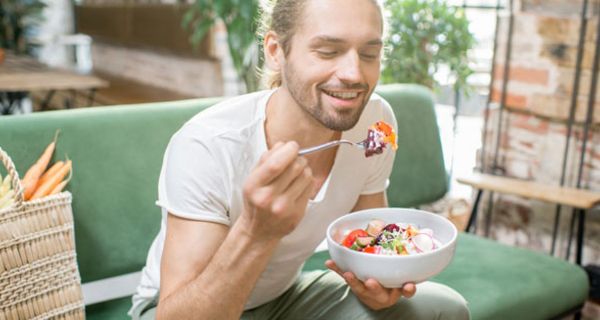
360, 98, 398, 195
156, 129, 231, 226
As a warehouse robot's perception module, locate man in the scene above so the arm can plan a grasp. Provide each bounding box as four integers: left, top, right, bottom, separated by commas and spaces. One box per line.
130, 0, 470, 319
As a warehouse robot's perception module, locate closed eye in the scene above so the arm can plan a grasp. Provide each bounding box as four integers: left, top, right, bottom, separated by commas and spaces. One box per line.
361, 53, 379, 60
317, 50, 338, 58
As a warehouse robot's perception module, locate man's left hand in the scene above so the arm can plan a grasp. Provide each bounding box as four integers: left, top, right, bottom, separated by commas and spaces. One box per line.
325, 259, 416, 311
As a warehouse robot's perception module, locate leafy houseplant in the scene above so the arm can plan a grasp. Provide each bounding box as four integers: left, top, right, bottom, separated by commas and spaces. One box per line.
0, 0, 46, 55
182, 0, 261, 92
381, 0, 475, 92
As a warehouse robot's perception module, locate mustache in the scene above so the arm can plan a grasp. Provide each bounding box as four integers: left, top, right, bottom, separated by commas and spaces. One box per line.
318, 83, 369, 91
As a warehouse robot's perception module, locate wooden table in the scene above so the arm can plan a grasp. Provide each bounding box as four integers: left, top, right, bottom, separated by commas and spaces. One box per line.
458, 172, 600, 265
0, 53, 108, 114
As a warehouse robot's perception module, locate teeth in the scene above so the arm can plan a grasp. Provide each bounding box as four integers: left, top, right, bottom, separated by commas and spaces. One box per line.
325, 91, 358, 99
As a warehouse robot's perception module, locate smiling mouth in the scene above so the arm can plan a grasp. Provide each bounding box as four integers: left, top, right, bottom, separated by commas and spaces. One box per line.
322, 89, 360, 100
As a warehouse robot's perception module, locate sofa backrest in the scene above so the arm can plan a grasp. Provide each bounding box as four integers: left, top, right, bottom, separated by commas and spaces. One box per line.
376, 84, 447, 207
0, 97, 220, 283
0, 84, 446, 283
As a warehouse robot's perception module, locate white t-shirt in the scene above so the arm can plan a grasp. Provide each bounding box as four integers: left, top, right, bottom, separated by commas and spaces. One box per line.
131, 89, 398, 312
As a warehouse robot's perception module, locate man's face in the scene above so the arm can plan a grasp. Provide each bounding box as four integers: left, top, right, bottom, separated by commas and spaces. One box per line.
281, 0, 383, 131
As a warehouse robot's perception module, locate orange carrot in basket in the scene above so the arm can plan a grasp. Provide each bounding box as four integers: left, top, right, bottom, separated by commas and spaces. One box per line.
37, 161, 65, 187
30, 160, 71, 200
49, 165, 72, 196
22, 130, 60, 200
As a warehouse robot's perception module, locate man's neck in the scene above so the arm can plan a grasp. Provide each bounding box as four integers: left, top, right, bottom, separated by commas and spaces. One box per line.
265, 87, 341, 149
264, 87, 341, 198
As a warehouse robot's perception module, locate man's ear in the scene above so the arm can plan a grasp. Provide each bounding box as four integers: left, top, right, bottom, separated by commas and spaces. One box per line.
264, 31, 284, 71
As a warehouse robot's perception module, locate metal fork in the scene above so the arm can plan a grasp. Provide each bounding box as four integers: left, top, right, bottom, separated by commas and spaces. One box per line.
298, 139, 366, 156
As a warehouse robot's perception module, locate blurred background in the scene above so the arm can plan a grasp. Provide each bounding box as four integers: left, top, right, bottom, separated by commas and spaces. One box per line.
1, 0, 600, 317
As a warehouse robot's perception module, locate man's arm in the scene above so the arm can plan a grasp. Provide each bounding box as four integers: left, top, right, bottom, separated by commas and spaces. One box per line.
351, 191, 387, 212
156, 142, 314, 320
157, 213, 280, 319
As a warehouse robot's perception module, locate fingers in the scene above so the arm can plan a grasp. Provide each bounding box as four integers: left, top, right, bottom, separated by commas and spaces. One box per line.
389, 288, 404, 302
285, 165, 314, 199
251, 142, 300, 187
401, 282, 416, 298
298, 175, 315, 202
325, 259, 343, 275
257, 142, 284, 165
272, 156, 309, 195
364, 278, 391, 303
326, 260, 414, 308
342, 272, 367, 296
326, 261, 368, 295
269, 159, 313, 213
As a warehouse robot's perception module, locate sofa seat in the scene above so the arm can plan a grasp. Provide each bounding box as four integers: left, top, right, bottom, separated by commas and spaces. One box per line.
84, 233, 588, 320
85, 297, 132, 320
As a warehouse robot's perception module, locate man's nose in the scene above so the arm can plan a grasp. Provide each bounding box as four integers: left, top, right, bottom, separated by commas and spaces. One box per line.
337, 51, 363, 84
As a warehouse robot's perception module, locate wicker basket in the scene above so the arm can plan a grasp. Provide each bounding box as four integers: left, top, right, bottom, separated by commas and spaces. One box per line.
0, 147, 84, 320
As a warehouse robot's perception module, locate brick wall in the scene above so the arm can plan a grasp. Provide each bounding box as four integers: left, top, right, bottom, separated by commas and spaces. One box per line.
480, 0, 600, 265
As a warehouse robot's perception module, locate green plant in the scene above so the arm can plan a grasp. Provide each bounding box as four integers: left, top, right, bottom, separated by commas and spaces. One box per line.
0, 0, 46, 54
381, 0, 475, 92
182, 0, 261, 92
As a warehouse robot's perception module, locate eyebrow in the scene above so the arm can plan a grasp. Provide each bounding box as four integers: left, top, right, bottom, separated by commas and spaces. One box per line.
310, 36, 383, 46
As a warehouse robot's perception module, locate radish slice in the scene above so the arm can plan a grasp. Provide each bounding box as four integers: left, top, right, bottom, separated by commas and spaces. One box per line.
420, 228, 433, 236
412, 233, 435, 253
366, 219, 386, 236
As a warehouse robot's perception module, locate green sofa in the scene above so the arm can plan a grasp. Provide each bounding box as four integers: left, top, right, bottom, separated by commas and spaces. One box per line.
0, 84, 588, 319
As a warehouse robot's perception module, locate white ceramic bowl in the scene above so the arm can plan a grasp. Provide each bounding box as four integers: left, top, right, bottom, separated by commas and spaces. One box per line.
326, 207, 457, 288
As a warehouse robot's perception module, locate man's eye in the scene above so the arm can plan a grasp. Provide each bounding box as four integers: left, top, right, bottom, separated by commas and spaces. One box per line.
317, 51, 338, 58
361, 53, 379, 61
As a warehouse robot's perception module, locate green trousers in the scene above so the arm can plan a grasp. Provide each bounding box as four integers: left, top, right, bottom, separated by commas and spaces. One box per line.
131, 270, 470, 320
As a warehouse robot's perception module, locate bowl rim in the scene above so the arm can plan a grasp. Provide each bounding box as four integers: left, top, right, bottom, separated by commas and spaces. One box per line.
326, 207, 458, 260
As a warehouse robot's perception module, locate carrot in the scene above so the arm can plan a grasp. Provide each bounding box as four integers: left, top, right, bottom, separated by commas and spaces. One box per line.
49, 165, 72, 195
22, 130, 60, 200
30, 160, 71, 200
37, 161, 65, 188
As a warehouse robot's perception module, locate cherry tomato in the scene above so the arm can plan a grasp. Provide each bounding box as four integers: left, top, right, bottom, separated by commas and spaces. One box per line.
341, 229, 369, 248
363, 246, 377, 254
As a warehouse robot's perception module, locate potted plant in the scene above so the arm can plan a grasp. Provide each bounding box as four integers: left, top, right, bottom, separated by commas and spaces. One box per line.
182, 0, 261, 92
381, 0, 475, 92
0, 0, 46, 55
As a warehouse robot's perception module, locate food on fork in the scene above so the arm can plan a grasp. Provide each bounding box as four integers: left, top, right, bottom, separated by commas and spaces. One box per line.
340, 219, 440, 255
364, 121, 398, 157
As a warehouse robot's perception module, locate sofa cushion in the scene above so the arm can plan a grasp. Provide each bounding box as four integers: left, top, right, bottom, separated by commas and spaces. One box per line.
85, 297, 132, 320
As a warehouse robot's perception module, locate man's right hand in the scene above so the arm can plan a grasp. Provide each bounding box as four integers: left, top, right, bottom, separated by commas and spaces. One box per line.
240, 141, 315, 241
157, 141, 313, 319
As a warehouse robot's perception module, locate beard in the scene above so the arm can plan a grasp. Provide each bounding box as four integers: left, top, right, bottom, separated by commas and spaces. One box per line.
282, 62, 371, 131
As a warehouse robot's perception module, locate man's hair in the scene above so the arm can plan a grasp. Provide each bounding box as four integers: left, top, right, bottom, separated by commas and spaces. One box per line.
258, 0, 385, 88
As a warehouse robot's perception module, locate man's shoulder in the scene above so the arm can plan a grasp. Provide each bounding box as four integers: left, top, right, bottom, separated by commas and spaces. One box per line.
178, 90, 271, 139
191, 90, 270, 123
368, 92, 393, 112
364, 92, 396, 124
164, 90, 271, 164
